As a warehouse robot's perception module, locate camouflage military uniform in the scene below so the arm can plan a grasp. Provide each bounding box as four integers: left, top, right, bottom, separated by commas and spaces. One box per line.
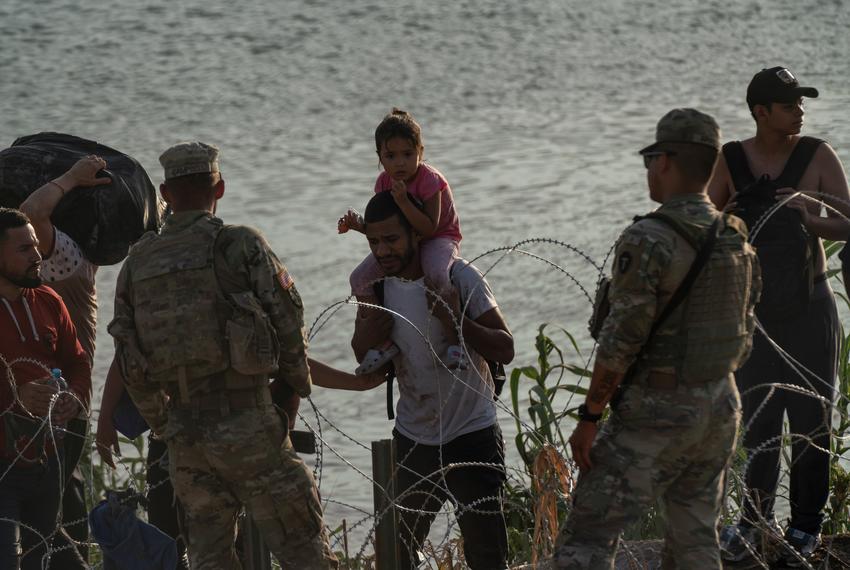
555, 193, 761, 569
110, 210, 337, 570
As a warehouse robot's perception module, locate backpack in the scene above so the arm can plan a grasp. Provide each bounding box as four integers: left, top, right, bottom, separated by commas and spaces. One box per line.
374, 261, 507, 420
0, 132, 162, 265
723, 136, 822, 323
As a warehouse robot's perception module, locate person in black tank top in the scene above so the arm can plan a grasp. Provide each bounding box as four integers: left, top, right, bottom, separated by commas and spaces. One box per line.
708, 67, 850, 567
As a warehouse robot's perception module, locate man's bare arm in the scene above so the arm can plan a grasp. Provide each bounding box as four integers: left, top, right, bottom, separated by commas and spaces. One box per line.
19, 156, 109, 255
783, 144, 850, 240
707, 154, 734, 210
569, 360, 627, 472
427, 281, 514, 364
308, 357, 385, 390
351, 309, 394, 362
584, 361, 627, 415
811, 144, 850, 239
459, 306, 514, 364
95, 359, 127, 468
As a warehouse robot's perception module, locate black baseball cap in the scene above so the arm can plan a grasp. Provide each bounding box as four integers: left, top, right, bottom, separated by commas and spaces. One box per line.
746, 67, 818, 110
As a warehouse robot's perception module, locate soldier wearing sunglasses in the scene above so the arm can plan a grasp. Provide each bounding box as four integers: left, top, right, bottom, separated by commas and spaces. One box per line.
555, 109, 761, 569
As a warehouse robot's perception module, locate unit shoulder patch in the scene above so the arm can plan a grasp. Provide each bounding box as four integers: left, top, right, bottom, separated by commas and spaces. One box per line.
618, 251, 633, 274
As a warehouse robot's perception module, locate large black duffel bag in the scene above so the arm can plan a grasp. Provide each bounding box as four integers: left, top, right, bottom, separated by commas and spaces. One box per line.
0, 132, 163, 266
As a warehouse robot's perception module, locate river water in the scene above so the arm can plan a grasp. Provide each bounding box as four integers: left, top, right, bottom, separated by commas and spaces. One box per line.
2, 0, 849, 549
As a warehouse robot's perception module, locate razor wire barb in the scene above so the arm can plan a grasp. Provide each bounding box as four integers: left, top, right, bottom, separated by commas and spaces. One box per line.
3, 206, 850, 568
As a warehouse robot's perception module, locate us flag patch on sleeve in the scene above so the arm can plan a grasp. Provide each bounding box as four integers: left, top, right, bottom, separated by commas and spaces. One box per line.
277, 268, 295, 290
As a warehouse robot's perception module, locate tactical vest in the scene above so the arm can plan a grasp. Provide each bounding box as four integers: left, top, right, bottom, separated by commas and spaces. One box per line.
128, 216, 278, 388
638, 211, 758, 384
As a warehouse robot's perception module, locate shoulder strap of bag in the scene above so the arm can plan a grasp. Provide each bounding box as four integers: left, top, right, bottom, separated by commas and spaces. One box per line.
371, 279, 397, 420
722, 141, 756, 194
374, 279, 385, 305
639, 211, 699, 249
775, 136, 824, 189
647, 216, 722, 341
617, 216, 722, 393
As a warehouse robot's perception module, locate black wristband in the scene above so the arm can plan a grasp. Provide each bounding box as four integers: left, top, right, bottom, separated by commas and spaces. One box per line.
578, 403, 603, 423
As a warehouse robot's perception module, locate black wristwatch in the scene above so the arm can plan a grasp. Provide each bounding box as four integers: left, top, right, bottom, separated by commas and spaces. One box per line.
578, 404, 603, 424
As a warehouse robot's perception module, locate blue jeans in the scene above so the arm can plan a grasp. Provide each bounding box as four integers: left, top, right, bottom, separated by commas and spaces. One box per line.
0, 454, 63, 570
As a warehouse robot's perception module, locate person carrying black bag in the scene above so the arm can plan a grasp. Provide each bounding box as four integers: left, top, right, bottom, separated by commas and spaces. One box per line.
709, 66, 850, 566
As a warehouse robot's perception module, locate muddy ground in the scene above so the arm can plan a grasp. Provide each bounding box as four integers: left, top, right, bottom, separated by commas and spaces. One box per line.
515, 535, 850, 569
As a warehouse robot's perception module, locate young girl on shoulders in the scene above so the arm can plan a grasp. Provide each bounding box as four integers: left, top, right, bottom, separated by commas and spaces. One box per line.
338, 108, 465, 374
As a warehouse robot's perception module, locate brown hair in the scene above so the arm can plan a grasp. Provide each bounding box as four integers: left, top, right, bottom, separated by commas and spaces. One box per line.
660, 142, 719, 184
0, 208, 31, 241
749, 101, 774, 121
375, 108, 423, 155
364, 189, 424, 232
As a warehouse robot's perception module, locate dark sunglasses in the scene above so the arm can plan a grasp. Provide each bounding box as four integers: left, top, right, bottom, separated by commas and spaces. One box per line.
642, 151, 677, 169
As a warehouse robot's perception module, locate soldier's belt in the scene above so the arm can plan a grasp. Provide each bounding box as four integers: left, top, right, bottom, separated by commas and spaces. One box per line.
638, 370, 723, 389
643, 371, 678, 390
172, 387, 272, 415
202, 369, 269, 391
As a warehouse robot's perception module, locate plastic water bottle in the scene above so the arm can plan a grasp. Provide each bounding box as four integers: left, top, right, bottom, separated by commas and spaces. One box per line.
49, 368, 68, 392
48, 368, 68, 439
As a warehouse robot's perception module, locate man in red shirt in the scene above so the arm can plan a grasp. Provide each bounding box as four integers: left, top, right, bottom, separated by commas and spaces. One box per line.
0, 207, 91, 570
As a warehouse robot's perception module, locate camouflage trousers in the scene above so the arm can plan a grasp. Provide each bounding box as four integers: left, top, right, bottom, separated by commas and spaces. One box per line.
164, 404, 338, 570
555, 376, 741, 570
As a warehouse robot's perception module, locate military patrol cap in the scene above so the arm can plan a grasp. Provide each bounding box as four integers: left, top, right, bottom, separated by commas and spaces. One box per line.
639, 108, 720, 154
747, 66, 818, 111
159, 142, 220, 180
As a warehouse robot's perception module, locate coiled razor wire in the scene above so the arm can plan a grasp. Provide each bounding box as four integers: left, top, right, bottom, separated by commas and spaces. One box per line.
4, 201, 850, 568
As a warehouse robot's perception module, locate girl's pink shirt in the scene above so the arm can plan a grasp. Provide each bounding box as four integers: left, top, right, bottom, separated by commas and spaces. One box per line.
374, 163, 462, 242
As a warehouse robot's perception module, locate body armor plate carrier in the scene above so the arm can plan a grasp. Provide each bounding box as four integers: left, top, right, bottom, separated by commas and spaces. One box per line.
639, 212, 758, 384
128, 217, 278, 386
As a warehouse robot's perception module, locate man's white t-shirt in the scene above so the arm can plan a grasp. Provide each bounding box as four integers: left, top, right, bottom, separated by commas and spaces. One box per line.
385, 260, 499, 445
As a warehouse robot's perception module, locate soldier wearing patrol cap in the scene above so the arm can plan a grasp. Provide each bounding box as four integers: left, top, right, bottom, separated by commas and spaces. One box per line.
109, 142, 338, 570
554, 109, 762, 569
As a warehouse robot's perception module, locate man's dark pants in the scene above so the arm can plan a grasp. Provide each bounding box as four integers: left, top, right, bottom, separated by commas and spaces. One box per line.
393, 423, 508, 570
737, 283, 839, 534
0, 454, 63, 570
49, 417, 90, 569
